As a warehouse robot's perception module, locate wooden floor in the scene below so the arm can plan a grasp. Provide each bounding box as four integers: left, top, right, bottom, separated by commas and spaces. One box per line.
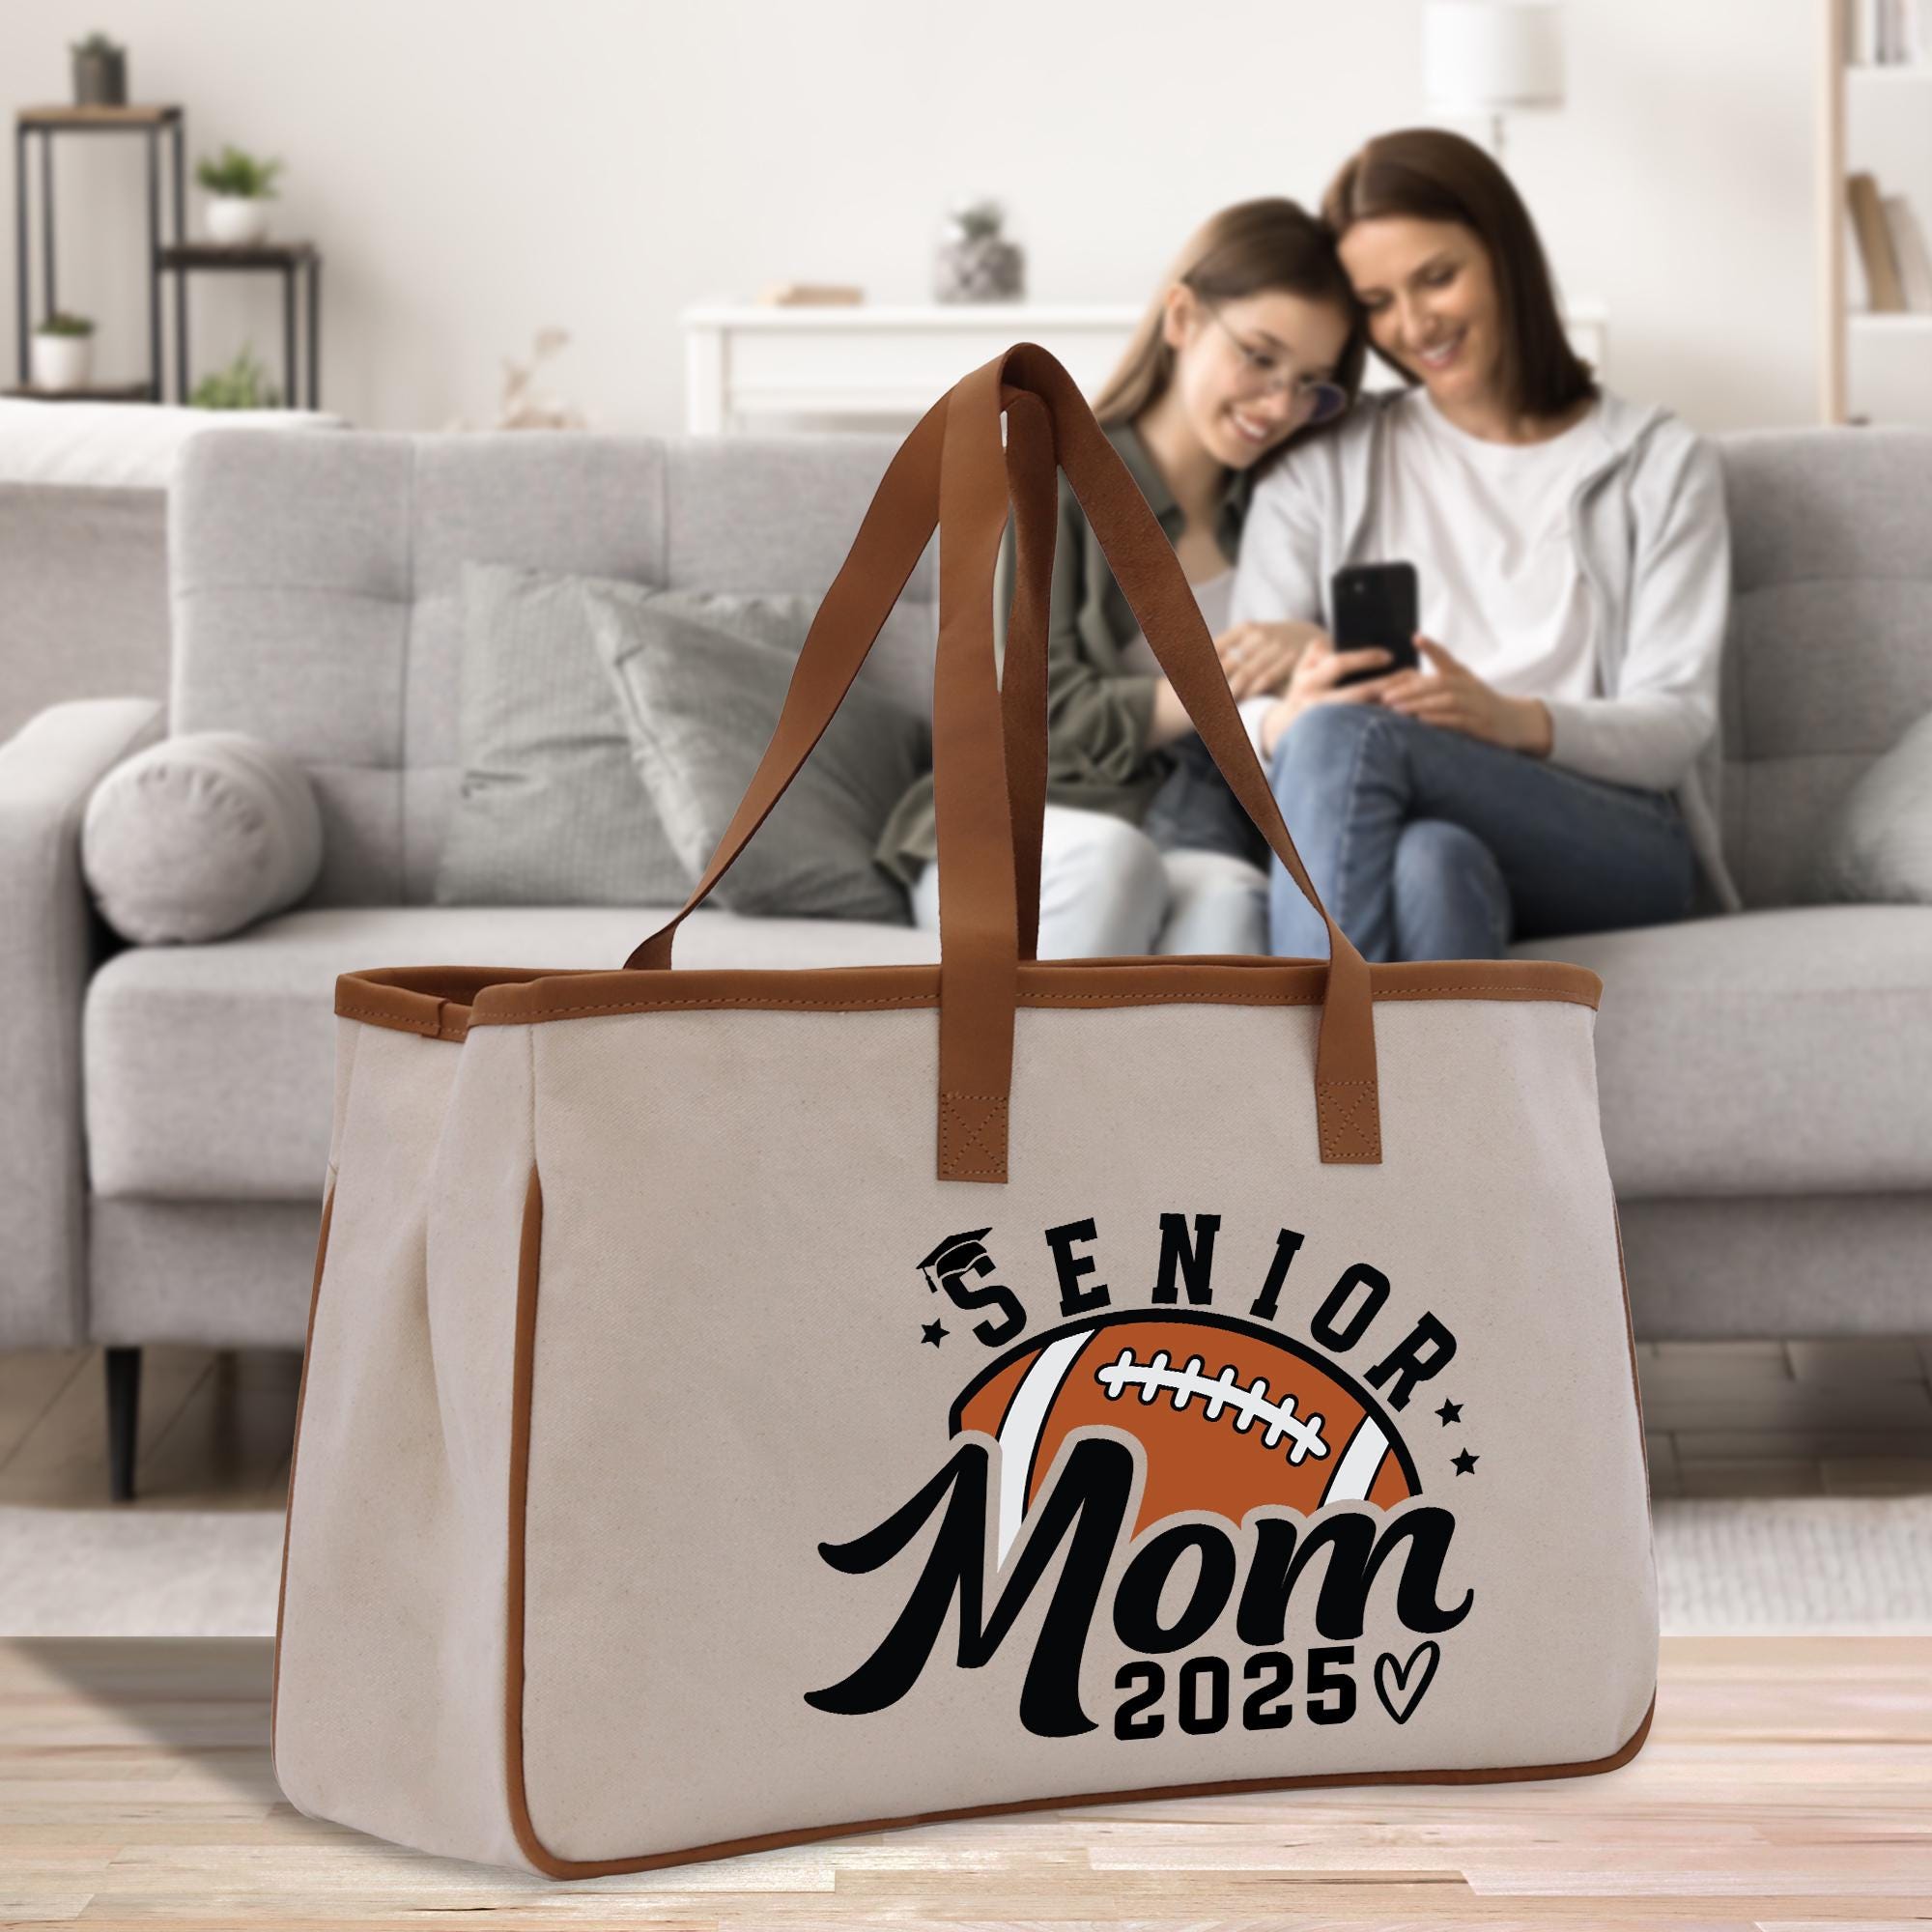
1, 1635, 1927, 1925
3, 1336, 1930, 1510
0, 1346, 298, 1511
1, 1343, 1928, 1921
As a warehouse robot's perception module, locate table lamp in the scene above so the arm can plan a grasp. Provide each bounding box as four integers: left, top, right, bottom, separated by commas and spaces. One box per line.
1422, 0, 1566, 158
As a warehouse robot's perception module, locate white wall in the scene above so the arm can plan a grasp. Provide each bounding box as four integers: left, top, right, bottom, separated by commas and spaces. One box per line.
1, 0, 1824, 434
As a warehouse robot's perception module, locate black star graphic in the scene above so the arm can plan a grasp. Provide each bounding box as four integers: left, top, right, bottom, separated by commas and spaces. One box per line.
921, 1320, 949, 1348
1452, 1448, 1479, 1475
1435, 1399, 1463, 1426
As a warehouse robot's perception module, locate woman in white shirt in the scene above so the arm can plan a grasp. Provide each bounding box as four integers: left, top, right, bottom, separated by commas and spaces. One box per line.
1221, 128, 1740, 962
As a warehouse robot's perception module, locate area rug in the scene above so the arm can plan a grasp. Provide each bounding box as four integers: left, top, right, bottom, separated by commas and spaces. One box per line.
1652, 1494, 1932, 1633
3, 1497, 1929, 1637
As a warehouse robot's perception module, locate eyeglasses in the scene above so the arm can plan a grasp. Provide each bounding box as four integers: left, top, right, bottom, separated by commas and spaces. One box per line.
1198, 296, 1350, 426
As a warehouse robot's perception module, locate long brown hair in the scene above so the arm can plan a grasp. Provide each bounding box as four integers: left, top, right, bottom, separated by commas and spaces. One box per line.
1321, 128, 1595, 420
1090, 198, 1366, 475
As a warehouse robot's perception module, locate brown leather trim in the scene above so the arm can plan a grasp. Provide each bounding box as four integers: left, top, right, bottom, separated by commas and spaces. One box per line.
505, 1164, 547, 1872
270, 1179, 334, 1786
501, 1154, 1653, 1881
334, 956, 1602, 1036
331, 967, 526, 1042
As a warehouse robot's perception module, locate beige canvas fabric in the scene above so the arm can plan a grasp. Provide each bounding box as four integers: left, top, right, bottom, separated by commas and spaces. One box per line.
274, 983, 1654, 1877
272, 347, 1657, 1880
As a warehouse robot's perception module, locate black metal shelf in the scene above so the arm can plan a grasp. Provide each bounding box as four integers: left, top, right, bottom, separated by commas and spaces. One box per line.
0, 379, 152, 402
13, 104, 324, 409
157, 241, 321, 409
13, 103, 183, 402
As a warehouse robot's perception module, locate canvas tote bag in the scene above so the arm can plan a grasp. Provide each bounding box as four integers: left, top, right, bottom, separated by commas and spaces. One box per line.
272, 342, 1658, 1879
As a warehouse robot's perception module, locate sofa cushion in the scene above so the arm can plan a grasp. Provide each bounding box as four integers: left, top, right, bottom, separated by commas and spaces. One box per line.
170, 430, 937, 907
84, 904, 938, 1201
1809, 706, 1932, 905
82, 731, 324, 943
89, 898, 1932, 1207
584, 580, 924, 925
1714, 430, 1932, 907
433, 561, 690, 908
1511, 904, 1932, 1198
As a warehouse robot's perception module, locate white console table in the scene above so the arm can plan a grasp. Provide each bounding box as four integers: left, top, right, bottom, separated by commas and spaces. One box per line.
681, 303, 1139, 433
682, 300, 1607, 434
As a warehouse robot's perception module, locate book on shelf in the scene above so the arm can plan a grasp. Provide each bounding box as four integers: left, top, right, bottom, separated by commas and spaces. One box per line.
1886, 195, 1932, 310
756, 283, 866, 307
1845, 0, 1924, 65
1848, 172, 1906, 311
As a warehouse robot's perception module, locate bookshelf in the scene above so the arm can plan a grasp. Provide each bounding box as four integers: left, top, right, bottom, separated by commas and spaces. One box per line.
1822, 1, 1932, 423
9, 104, 185, 403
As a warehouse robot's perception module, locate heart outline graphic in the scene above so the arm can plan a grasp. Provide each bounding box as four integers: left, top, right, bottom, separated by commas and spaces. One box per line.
1374, 1640, 1440, 1723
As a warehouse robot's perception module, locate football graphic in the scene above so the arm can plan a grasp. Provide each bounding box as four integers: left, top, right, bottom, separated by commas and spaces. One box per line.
950, 1312, 1419, 1561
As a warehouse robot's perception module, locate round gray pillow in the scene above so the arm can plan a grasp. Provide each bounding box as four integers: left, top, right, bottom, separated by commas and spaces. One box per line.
82, 731, 324, 943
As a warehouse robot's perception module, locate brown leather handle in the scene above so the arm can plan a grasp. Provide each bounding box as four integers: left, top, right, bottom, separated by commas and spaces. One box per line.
624, 387, 1060, 967
981, 351, 1363, 964
929, 348, 1379, 1179
999, 390, 1057, 962
628, 344, 1381, 1180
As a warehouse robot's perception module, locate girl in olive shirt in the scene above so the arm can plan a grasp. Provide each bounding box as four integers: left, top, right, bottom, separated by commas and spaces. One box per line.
873, 197, 1368, 957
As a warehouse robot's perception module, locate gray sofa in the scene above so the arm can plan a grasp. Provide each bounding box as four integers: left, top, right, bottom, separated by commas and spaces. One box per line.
3, 422, 1928, 1500
0, 400, 344, 743
0, 481, 170, 747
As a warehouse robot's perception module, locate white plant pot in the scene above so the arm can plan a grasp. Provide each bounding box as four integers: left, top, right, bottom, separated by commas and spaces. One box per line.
30, 333, 93, 392
207, 195, 271, 245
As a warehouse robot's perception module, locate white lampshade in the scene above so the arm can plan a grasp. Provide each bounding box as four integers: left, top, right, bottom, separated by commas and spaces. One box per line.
1423, 0, 1565, 113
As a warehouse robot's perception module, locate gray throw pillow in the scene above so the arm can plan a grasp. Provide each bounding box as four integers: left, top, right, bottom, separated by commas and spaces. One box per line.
1810, 708, 1932, 903
433, 561, 689, 907
582, 582, 926, 923
81, 731, 323, 943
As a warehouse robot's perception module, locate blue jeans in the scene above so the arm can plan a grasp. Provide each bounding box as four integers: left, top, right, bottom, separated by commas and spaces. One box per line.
1264, 703, 1697, 961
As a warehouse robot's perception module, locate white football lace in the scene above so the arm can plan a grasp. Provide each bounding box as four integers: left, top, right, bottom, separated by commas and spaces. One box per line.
1094, 1348, 1330, 1465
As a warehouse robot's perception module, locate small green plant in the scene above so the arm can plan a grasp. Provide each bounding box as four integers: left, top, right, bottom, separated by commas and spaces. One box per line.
948, 197, 1006, 241
35, 311, 94, 337
188, 344, 282, 410
195, 145, 285, 200
71, 31, 125, 56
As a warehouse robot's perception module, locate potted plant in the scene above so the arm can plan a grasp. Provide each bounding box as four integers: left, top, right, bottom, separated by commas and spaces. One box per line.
71, 33, 128, 106
31, 312, 95, 392
188, 344, 282, 411
194, 145, 285, 246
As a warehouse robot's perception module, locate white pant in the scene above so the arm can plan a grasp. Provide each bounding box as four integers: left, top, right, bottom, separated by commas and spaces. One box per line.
909, 803, 1268, 959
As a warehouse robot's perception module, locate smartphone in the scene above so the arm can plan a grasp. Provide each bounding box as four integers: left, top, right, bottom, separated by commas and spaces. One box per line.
1330, 563, 1421, 688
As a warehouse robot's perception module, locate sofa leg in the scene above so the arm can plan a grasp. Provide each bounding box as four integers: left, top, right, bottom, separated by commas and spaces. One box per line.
105, 1347, 141, 1503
